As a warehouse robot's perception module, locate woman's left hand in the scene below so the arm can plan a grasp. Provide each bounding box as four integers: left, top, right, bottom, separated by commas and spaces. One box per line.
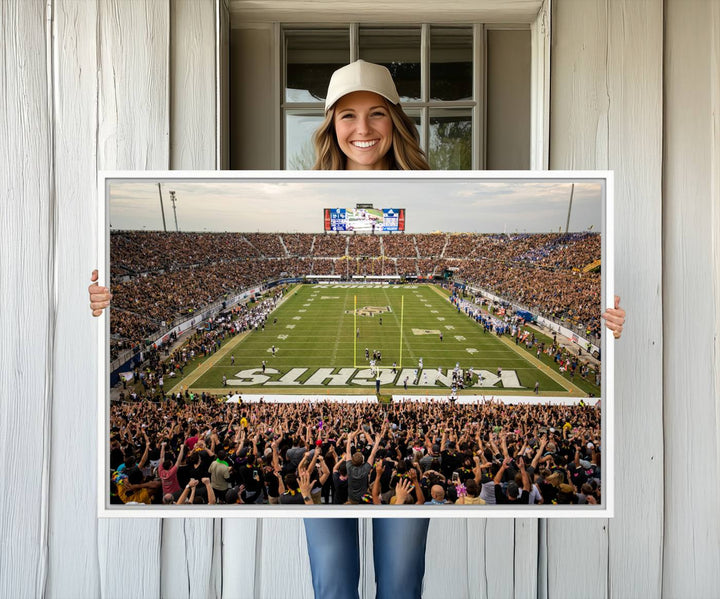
602, 295, 625, 339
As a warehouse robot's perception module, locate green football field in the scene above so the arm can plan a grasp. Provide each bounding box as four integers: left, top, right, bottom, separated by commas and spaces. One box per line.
185, 283, 579, 395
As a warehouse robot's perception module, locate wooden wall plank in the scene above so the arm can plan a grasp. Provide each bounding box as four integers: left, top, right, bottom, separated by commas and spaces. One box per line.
465, 520, 518, 599
547, 3, 610, 594
221, 520, 258, 598
161, 520, 219, 599
422, 519, 471, 599
162, 1, 220, 597
513, 519, 538, 599
0, 1, 52, 598
96, 0, 170, 171
605, 2, 664, 597
170, 0, 216, 170
466, 520, 489, 599
484, 521, 516, 599
98, 520, 162, 596
47, 0, 102, 596
258, 519, 314, 598
550, 2, 665, 598
663, 1, 720, 596
96, 1, 170, 596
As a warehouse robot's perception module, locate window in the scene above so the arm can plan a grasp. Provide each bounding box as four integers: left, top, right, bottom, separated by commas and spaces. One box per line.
282, 25, 529, 171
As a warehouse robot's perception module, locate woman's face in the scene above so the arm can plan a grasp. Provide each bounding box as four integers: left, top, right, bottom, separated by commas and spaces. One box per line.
333, 91, 393, 170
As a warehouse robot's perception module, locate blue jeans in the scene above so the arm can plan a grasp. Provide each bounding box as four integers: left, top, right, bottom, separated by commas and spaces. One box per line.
303, 518, 430, 599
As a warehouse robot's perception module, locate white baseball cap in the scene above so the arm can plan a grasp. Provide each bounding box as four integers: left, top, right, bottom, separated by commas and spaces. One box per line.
324, 60, 400, 112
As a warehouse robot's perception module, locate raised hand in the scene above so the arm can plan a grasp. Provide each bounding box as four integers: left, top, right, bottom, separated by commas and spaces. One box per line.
298, 471, 313, 498
394, 478, 413, 505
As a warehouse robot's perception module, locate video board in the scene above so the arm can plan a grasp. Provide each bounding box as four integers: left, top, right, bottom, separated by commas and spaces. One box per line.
323, 207, 405, 232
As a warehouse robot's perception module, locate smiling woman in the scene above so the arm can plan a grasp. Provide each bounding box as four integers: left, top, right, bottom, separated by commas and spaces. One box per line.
311, 60, 430, 171
333, 91, 394, 170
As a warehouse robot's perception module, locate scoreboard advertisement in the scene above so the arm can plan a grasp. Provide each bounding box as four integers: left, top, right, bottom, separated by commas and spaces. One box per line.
323, 207, 405, 232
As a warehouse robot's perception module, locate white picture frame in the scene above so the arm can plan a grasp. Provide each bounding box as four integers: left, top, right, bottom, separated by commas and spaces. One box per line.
97, 170, 614, 518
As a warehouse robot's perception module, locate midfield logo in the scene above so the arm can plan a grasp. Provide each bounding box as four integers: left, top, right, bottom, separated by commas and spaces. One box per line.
345, 305, 392, 317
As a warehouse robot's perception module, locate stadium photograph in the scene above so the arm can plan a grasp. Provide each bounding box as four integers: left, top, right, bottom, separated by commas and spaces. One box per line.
104, 173, 610, 515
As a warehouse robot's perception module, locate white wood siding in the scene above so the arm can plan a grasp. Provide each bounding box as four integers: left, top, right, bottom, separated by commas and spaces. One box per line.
550, 2, 665, 599
0, 2, 53, 598
48, 0, 101, 596
2, 1, 719, 598
663, 1, 720, 597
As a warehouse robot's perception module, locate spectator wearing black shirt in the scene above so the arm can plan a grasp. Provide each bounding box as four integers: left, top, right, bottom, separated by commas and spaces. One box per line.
494, 457, 531, 504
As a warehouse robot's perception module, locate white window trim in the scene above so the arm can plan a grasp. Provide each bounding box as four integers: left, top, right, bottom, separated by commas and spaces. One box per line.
530, 0, 551, 170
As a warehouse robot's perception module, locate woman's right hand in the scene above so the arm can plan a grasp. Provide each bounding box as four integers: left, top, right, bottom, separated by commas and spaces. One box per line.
89, 269, 112, 316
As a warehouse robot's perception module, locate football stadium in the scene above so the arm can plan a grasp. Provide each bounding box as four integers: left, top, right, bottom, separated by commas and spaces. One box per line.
108, 178, 605, 508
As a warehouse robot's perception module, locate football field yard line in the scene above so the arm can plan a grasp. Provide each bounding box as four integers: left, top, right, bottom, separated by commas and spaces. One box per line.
428, 284, 452, 301
333, 290, 349, 366
382, 286, 413, 368
353, 293, 357, 367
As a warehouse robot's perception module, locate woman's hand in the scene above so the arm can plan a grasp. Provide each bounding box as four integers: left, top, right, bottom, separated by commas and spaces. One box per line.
89, 269, 112, 316
602, 295, 625, 339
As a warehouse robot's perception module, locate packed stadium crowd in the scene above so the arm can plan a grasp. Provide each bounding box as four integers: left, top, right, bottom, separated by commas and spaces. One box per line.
110, 398, 601, 507
109, 230, 601, 359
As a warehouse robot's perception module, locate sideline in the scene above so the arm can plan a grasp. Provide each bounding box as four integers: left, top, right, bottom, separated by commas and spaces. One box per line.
432, 285, 578, 395
166, 285, 302, 394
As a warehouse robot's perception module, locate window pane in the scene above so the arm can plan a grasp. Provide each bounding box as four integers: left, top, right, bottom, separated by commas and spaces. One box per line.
430, 27, 473, 101
486, 30, 530, 169
403, 110, 423, 148
429, 109, 472, 170
286, 30, 349, 103
359, 28, 421, 102
285, 112, 324, 170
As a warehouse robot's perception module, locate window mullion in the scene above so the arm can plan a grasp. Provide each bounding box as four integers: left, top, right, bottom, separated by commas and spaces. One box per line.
350, 23, 359, 61
421, 24, 430, 154
474, 23, 485, 170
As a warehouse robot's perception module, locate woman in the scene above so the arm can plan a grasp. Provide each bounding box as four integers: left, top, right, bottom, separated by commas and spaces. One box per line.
89, 60, 626, 599
299, 60, 432, 599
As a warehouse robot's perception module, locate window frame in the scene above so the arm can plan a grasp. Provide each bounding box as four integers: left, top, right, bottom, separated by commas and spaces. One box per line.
276, 3, 550, 170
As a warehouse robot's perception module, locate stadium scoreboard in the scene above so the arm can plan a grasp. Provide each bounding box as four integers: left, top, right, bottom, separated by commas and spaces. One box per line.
324, 207, 405, 232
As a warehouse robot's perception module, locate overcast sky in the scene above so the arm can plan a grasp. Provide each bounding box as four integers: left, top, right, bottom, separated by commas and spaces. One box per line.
108, 177, 604, 234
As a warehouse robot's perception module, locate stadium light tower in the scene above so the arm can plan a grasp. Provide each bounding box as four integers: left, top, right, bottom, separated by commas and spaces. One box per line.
564, 183, 575, 234
157, 182, 167, 232
169, 190, 179, 232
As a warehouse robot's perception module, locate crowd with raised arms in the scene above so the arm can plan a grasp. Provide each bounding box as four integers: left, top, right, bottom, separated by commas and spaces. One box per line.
110, 397, 601, 507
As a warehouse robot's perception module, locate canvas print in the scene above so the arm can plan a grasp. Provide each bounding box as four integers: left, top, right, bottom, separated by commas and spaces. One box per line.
101, 172, 612, 517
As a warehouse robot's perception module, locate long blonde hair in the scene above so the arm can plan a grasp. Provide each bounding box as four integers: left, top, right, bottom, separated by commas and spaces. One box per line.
312, 100, 430, 171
